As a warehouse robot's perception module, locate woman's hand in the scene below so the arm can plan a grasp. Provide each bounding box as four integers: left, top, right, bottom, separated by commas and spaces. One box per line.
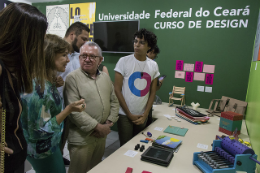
55, 76, 64, 88
0, 142, 13, 155
68, 99, 86, 113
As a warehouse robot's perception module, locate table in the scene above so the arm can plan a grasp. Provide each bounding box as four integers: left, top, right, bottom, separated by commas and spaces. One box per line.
89, 103, 254, 173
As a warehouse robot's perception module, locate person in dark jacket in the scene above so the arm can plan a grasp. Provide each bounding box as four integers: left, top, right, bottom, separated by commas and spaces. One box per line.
0, 3, 48, 173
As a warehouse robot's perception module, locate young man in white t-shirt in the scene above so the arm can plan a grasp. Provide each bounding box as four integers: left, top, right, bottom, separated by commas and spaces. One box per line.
114, 28, 160, 146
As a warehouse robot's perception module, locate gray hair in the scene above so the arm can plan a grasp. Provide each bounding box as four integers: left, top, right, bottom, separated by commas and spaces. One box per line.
80, 41, 102, 57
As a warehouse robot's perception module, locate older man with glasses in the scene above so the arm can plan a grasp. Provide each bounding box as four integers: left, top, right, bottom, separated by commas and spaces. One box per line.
63, 41, 119, 173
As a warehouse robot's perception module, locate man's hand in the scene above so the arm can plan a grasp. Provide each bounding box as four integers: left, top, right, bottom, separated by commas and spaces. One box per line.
159, 78, 164, 84
106, 120, 113, 126
56, 76, 64, 88
91, 123, 113, 138
132, 113, 148, 125
127, 114, 142, 122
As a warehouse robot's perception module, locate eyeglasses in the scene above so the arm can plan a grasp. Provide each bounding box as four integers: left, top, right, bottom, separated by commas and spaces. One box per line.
133, 39, 147, 45
79, 54, 100, 61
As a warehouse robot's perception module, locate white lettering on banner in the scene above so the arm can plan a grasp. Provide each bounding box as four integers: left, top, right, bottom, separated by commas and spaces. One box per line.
154, 21, 185, 29
155, 8, 192, 18
99, 10, 150, 20
214, 6, 250, 17
188, 21, 202, 28
98, 5, 250, 30
206, 19, 248, 28
195, 7, 210, 17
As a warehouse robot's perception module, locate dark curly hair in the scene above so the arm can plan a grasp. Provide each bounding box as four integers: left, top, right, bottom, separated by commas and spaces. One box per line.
133, 28, 157, 52
148, 45, 160, 54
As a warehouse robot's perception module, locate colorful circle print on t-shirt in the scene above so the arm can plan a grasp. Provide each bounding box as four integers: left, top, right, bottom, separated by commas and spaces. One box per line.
128, 72, 151, 97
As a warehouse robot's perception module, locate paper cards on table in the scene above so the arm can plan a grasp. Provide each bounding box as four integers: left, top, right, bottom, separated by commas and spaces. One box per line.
124, 150, 138, 157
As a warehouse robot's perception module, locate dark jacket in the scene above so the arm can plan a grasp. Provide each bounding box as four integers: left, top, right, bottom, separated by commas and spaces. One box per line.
0, 59, 27, 172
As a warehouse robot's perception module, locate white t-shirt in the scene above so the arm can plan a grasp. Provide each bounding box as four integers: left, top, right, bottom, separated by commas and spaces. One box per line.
114, 54, 160, 115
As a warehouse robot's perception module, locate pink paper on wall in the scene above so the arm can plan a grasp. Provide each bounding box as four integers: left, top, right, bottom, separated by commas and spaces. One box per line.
205, 74, 214, 85
203, 64, 215, 73
184, 63, 194, 71
194, 72, 205, 81
175, 71, 185, 79
195, 61, 203, 72
175, 60, 184, 71
185, 72, 193, 82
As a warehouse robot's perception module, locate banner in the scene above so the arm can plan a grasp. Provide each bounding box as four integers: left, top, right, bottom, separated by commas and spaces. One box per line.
46, 4, 70, 38
70, 2, 96, 41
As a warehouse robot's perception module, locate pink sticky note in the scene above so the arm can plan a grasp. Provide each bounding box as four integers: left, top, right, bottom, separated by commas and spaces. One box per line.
175, 71, 185, 79
184, 63, 194, 71
185, 72, 194, 82
194, 72, 205, 81
175, 60, 184, 71
195, 61, 203, 72
205, 74, 214, 85
203, 64, 215, 73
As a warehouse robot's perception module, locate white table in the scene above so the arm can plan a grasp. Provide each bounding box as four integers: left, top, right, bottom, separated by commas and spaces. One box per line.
89, 103, 254, 173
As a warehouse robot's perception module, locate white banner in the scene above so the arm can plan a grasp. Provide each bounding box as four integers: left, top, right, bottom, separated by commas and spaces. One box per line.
46, 4, 69, 38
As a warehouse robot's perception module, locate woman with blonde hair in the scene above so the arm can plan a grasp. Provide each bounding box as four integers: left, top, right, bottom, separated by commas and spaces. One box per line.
0, 3, 48, 173
21, 34, 86, 173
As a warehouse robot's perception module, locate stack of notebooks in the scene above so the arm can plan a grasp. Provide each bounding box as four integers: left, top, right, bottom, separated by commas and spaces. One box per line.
175, 107, 210, 125
152, 135, 182, 152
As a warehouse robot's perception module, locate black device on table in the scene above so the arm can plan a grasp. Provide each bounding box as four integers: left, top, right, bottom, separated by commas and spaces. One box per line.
141, 146, 174, 167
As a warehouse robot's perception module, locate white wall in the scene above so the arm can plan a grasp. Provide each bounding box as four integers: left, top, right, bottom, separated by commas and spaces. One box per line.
9, 0, 31, 5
